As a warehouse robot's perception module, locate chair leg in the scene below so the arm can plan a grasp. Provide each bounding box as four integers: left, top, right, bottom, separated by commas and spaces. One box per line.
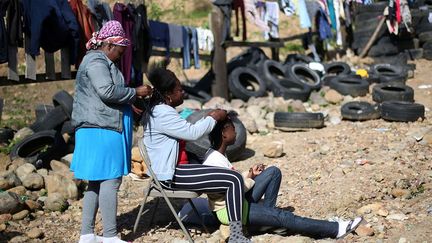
188, 199, 209, 234
162, 197, 194, 243
133, 185, 151, 233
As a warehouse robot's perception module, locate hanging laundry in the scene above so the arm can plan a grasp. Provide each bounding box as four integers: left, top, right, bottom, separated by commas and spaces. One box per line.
264, 1, 280, 39
0, 0, 7, 63
333, 0, 342, 46
326, 0, 336, 30
244, 0, 270, 32
197, 28, 214, 51
69, 0, 95, 66
87, 0, 113, 30
149, 20, 170, 54
6, 0, 23, 47
400, 0, 412, 31
131, 4, 152, 76
113, 2, 134, 86
233, 0, 247, 40
168, 24, 184, 49
211, 0, 233, 43
21, 0, 80, 63
279, 0, 296, 16
298, 0, 312, 28
182, 27, 200, 69
316, 8, 332, 40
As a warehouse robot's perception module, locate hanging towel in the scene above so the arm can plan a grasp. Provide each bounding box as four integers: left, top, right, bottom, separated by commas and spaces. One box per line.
197, 28, 214, 51
298, 0, 312, 28
149, 20, 170, 54
113, 3, 134, 86
168, 24, 184, 48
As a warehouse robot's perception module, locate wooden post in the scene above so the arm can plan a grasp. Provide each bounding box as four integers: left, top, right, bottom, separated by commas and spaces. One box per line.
44, 52, 56, 80
210, 6, 228, 99
270, 37, 280, 61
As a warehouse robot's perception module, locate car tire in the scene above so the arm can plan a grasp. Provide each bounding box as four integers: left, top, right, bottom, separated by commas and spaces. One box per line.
34, 104, 55, 123
259, 60, 287, 89
30, 106, 69, 132
271, 78, 312, 101
322, 62, 352, 85
52, 90, 74, 119
274, 112, 324, 129
285, 63, 321, 90
380, 101, 425, 122
369, 63, 408, 83
372, 83, 414, 103
228, 67, 267, 101
329, 75, 369, 97
341, 101, 380, 121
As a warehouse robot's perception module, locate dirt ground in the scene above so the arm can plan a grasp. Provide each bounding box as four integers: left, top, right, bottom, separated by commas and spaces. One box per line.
0, 57, 431, 243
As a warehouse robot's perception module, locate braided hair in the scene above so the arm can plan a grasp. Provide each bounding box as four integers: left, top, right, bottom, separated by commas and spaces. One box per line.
141, 67, 179, 130
209, 117, 234, 150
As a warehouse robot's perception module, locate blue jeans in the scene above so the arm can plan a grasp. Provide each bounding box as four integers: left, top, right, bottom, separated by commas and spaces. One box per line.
246, 166, 281, 207
246, 166, 338, 238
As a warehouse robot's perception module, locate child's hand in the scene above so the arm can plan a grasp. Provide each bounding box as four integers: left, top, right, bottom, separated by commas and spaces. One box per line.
248, 164, 265, 179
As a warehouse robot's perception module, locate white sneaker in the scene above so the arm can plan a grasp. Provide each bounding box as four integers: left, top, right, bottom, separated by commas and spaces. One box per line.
336, 217, 363, 239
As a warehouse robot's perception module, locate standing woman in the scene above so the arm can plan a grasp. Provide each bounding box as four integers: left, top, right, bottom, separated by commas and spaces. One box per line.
142, 67, 251, 243
71, 20, 152, 243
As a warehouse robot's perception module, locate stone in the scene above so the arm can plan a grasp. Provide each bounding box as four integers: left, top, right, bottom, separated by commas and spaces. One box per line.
7, 186, 26, 196
269, 97, 289, 112
44, 192, 68, 212
355, 224, 374, 236
60, 154, 73, 166
309, 91, 328, 105
15, 163, 36, 181
25, 200, 42, 211
256, 118, 268, 133
219, 224, 230, 241
0, 171, 21, 190
423, 130, 432, 146
44, 174, 78, 200
131, 162, 145, 177
265, 112, 275, 129
0, 223, 6, 232
9, 235, 29, 243
386, 213, 408, 221
22, 173, 44, 190
203, 97, 229, 109
263, 141, 284, 158
391, 188, 411, 199
12, 210, 29, 220
357, 203, 386, 215
0, 153, 11, 171
398, 238, 407, 243
50, 160, 69, 173
0, 192, 22, 214
230, 99, 245, 109
13, 127, 34, 141
289, 100, 306, 112
324, 89, 343, 104
131, 147, 142, 162
246, 105, 264, 119
26, 228, 43, 239
176, 99, 202, 111
36, 169, 48, 176
6, 158, 26, 172
311, 104, 320, 111
0, 213, 12, 224
238, 115, 258, 133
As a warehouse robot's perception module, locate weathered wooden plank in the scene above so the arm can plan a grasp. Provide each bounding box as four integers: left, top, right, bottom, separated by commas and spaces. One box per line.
45, 52, 56, 80
151, 49, 212, 62
210, 6, 228, 99
61, 48, 71, 79
7, 46, 19, 81
0, 72, 77, 86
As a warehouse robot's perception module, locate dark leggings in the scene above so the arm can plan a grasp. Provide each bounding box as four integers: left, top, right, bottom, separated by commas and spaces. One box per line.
161, 164, 244, 222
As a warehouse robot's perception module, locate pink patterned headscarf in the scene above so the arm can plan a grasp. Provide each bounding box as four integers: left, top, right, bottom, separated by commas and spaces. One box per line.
85, 20, 130, 50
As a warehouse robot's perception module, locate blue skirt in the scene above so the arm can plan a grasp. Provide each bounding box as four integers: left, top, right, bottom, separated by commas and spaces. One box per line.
71, 107, 132, 181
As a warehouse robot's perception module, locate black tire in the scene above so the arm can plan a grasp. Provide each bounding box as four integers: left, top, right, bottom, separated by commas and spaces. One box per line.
423, 49, 432, 60
372, 53, 409, 66
30, 106, 69, 132
354, 12, 383, 23
60, 121, 75, 135
9, 130, 68, 169
329, 76, 369, 97
419, 31, 432, 43
372, 83, 414, 103
367, 43, 399, 57
274, 112, 324, 128
271, 78, 312, 101
322, 62, 351, 85
182, 85, 212, 103
185, 109, 247, 162
380, 101, 425, 122
284, 54, 314, 65
369, 63, 408, 83
228, 67, 267, 101
34, 104, 55, 122
227, 47, 268, 73
52, 90, 74, 119
341, 101, 380, 121
259, 60, 286, 89
0, 127, 15, 144
285, 63, 321, 90
355, 2, 387, 13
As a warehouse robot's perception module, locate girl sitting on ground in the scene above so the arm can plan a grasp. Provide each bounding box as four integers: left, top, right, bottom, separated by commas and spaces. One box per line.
203, 116, 363, 240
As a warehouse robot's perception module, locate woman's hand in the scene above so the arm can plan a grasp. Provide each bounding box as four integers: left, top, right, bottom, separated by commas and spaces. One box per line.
207, 109, 227, 121
248, 164, 265, 179
135, 85, 153, 97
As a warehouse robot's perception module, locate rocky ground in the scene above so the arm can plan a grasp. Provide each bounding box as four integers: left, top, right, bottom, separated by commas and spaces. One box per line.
0, 57, 432, 243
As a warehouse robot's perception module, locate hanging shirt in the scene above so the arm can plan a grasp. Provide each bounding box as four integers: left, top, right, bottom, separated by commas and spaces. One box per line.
0, 0, 7, 63
197, 28, 214, 51
298, 0, 312, 28
113, 3, 134, 86
131, 4, 152, 76
149, 20, 170, 55
6, 0, 23, 47
87, 0, 113, 30
244, 0, 269, 32
21, 0, 80, 63
168, 24, 184, 48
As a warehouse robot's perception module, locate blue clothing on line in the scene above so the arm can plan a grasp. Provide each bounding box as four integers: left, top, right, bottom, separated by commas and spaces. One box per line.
71, 106, 133, 181
182, 27, 200, 69
149, 20, 170, 56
